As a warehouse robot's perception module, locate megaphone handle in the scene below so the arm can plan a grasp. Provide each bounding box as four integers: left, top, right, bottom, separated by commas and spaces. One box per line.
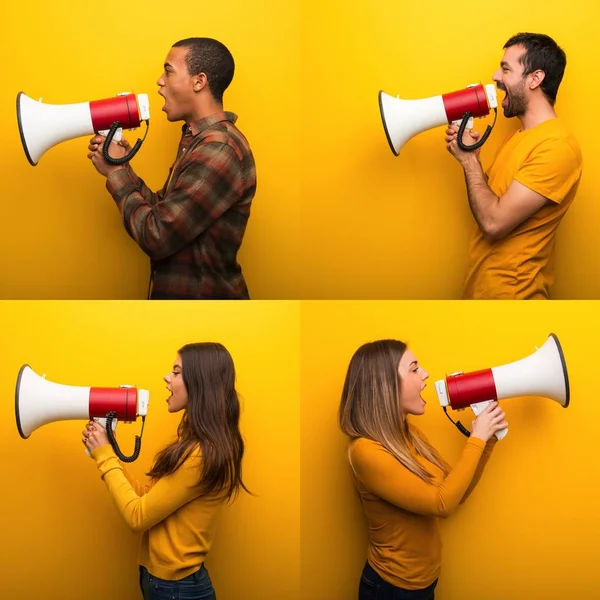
452, 116, 474, 130
84, 417, 118, 457
98, 127, 123, 144
471, 400, 508, 440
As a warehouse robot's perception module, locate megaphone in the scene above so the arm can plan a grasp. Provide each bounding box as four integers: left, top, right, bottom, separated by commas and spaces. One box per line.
378, 83, 498, 156
16, 91, 151, 166
434, 333, 569, 440
15, 365, 150, 462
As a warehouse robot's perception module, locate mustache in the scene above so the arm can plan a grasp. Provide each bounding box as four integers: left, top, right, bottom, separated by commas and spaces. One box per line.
497, 83, 507, 93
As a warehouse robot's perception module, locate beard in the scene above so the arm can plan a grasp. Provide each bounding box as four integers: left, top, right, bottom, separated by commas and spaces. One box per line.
500, 79, 528, 118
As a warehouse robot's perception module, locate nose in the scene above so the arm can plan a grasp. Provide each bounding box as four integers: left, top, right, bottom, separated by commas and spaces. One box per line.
421, 368, 429, 381
492, 68, 502, 83
157, 74, 165, 87
164, 373, 171, 384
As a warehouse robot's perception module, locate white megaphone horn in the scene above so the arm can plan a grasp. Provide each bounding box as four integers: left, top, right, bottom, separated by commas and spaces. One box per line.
16, 91, 151, 166
378, 83, 498, 156
434, 333, 569, 440
15, 364, 150, 462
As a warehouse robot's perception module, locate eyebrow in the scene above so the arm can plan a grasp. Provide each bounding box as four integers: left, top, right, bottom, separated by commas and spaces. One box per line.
409, 360, 418, 367
500, 61, 511, 68
164, 62, 173, 69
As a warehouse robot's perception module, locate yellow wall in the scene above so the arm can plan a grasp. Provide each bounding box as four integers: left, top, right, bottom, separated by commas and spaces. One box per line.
0, 301, 300, 600
1, 0, 301, 299
301, 301, 598, 599
300, 0, 600, 299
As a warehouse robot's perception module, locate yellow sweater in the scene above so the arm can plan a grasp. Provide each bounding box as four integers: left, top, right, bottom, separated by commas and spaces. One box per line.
91, 444, 224, 580
348, 428, 495, 590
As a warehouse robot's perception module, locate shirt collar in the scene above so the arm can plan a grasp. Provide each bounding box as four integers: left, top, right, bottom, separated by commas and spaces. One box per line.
181, 111, 238, 137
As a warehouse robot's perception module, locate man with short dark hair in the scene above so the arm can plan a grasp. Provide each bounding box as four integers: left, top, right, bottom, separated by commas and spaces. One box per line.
446, 33, 582, 299
88, 38, 256, 299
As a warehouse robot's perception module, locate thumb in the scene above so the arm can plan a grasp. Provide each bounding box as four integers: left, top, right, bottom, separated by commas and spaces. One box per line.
470, 130, 481, 141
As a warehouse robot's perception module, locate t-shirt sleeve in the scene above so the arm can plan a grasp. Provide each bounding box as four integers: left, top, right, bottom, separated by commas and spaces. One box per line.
514, 138, 582, 204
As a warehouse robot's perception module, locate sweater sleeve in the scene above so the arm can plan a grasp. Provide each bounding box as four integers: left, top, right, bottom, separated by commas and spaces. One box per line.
90, 444, 202, 533
349, 437, 486, 518
460, 438, 497, 504
119, 461, 151, 497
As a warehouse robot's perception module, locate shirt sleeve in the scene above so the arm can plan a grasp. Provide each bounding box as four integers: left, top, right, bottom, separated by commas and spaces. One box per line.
106, 165, 164, 207
514, 138, 582, 203
349, 437, 486, 518
105, 142, 244, 261
90, 444, 202, 533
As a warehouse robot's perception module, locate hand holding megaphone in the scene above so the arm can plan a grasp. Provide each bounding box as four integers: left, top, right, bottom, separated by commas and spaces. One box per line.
83, 417, 117, 457
435, 334, 570, 440
379, 82, 498, 156
17, 91, 151, 166
15, 365, 150, 463
470, 401, 509, 442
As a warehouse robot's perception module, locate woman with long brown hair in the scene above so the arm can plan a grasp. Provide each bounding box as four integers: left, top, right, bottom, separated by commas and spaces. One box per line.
82, 342, 249, 600
339, 339, 507, 600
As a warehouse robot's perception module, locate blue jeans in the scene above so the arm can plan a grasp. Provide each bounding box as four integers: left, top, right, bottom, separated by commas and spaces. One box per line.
139, 565, 216, 600
359, 561, 437, 600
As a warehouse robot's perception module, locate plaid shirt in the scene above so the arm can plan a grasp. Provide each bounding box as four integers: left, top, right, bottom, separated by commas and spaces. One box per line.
106, 112, 256, 299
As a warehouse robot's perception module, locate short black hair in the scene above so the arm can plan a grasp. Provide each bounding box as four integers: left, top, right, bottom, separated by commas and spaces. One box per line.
173, 37, 235, 103
504, 32, 566, 106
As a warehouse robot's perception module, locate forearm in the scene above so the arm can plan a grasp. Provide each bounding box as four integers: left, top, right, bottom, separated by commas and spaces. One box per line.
462, 156, 502, 239
120, 462, 149, 497
460, 438, 496, 504
106, 166, 161, 208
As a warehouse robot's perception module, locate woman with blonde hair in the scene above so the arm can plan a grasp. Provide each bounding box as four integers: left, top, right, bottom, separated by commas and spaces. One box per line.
83, 342, 249, 600
339, 339, 507, 600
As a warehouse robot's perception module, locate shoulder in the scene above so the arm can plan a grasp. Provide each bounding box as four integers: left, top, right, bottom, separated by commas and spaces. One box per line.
195, 122, 251, 162
527, 120, 582, 164
348, 437, 389, 467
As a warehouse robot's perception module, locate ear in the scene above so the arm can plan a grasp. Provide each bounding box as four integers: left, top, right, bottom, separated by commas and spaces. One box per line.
529, 69, 546, 91
192, 72, 208, 93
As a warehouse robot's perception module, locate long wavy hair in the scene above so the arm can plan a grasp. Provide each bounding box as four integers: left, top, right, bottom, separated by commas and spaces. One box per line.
339, 339, 450, 483
146, 342, 249, 500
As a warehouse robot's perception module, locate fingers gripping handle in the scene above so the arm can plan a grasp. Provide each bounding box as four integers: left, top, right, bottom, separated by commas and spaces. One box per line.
452, 116, 474, 130
84, 417, 117, 457
98, 128, 123, 144
471, 400, 508, 440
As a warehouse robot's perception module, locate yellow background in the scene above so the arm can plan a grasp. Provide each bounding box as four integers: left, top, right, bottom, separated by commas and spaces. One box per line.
300, 0, 600, 299
301, 301, 598, 599
1, 0, 300, 299
0, 301, 300, 600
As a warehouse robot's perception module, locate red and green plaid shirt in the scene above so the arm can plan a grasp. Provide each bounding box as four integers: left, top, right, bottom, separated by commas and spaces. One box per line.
106, 111, 256, 299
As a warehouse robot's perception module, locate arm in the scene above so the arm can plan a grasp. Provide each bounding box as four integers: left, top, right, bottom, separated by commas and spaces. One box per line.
90, 444, 202, 533
106, 165, 165, 208
119, 461, 151, 497
461, 156, 548, 241
460, 438, 497, 504
349, 437, 486, 518
107, 143, 244, 261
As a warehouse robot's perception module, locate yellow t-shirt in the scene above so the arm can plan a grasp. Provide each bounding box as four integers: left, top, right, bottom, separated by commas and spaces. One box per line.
463, 118, 582, 299
91, 444, 225, 580
348, 428, 492, 590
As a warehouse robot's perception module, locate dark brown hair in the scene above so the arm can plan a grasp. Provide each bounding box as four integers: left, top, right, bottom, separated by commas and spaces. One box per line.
147, 342, 249, 500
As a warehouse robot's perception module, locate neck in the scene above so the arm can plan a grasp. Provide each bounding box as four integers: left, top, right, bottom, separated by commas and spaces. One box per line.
187, 97, 224, 125
518, 96, 557, 130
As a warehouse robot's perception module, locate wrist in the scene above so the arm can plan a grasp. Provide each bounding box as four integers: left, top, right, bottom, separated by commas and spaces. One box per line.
461, 153, 481, 170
